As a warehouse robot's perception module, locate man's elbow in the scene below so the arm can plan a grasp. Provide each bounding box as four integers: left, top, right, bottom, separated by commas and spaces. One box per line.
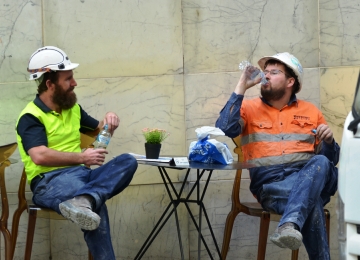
220, 126, 240, 138
219, 127, 240, 138
31, 154, 46, 165
28, 147, 48, 165
224, 131, 240, 139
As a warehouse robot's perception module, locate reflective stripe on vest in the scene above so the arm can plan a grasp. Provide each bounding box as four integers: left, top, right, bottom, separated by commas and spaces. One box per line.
246, 152, 314, 167
241, 132, 315, 145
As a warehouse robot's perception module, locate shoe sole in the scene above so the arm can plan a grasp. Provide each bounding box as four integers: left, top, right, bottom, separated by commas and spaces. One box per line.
59, 201, 100, 231
269, 233, 287, 248
279, 233, 302, 250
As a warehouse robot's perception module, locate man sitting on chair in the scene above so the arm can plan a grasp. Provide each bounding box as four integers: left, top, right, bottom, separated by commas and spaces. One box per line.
16, 46, 138, 260
215, 52, 339, 260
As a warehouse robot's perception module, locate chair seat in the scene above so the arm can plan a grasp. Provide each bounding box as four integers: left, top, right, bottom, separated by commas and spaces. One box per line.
242, 202, 282, 222
27, 201, 66, 220
241, 201, 263, 211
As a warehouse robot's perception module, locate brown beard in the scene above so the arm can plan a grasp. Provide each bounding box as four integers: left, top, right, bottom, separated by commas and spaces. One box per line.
52, 83, 77, 109
261, 84, 285, 101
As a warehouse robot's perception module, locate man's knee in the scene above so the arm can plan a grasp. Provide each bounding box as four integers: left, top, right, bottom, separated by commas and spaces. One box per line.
308, 155, 331, 175
115, 153, 138, 174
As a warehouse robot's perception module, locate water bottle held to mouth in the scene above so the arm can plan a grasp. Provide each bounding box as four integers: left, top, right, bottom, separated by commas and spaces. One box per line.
239, 60, 268, 85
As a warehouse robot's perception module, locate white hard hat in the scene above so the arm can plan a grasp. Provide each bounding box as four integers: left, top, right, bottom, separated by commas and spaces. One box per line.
27, 46, 79, 80
258, 52, 303, 92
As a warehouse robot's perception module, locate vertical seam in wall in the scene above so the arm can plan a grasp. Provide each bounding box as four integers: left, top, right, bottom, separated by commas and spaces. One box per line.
318, 0, 321, 109
180, 0, 187, 153
318, 0, 320, 67
41, 0, 45, 45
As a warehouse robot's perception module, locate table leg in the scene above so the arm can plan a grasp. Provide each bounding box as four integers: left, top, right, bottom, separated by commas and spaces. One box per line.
198, 201, 203, 260
180, 168, 222, 259
174, 206, 184, 260
135, 167, 188, 260
134, 202, 174, 260
135, 166, 222, 260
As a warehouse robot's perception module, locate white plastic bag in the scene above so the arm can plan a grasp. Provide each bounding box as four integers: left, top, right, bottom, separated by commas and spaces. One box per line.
188, 126, 233, 164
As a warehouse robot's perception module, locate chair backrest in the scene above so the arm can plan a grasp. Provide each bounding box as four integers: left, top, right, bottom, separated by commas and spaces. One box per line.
231, 135, 244, 205
0, 143, 18, 165
232, 135, 244, 162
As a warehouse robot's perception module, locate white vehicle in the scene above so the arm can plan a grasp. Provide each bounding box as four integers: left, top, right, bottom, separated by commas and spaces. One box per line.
338, 73, 360, 260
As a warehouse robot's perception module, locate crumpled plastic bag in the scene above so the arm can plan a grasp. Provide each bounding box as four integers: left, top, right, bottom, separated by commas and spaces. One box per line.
188, 126, 234, 165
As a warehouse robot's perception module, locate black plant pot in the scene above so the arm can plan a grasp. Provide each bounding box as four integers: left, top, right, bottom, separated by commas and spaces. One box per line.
145, 143, 161, 159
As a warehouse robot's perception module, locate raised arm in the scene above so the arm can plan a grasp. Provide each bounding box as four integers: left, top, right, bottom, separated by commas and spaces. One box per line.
215, 66, 260, 138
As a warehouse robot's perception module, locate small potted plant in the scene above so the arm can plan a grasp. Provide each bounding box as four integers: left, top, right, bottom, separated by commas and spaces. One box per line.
142, 128, 170, 159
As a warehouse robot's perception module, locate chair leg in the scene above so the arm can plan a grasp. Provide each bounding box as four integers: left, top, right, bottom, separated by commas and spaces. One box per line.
0, 166, 12, 260
221, 209, 240, 260
0, 227, 12, 260
24, 209, 38, 260
88, 250, 93, 260
257, 212, 270, 260
11, 203, 28, 258
324, 209, 330, 245
291, 249, 299, 260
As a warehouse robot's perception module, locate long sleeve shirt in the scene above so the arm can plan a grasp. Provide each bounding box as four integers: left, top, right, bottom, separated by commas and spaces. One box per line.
215, 92, 340, 197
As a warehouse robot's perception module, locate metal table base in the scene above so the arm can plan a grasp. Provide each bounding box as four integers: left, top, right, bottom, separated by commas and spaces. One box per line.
134, 166, 222, 260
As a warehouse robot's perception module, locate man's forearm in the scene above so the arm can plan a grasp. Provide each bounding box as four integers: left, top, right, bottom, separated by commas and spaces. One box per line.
28, 146, 84, 167
215, 92, 244, 138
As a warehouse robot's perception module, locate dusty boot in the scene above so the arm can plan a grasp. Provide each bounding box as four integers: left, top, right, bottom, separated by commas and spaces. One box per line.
269, 227, 287, 248
59, 195, 100, 230
270, 222, 302, 250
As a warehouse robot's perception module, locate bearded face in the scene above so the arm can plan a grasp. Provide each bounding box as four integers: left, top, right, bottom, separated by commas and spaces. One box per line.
52, 82, 77, 109
260, 84, 286, 101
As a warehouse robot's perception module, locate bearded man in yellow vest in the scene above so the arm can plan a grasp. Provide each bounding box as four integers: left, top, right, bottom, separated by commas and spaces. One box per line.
16, 46, 138, 260
216, 52, 339, 260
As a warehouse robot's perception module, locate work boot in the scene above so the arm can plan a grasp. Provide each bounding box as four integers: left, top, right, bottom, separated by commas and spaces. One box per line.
59, 195, 100, 230
269, 222, 302, 250
269, 230, 287, 248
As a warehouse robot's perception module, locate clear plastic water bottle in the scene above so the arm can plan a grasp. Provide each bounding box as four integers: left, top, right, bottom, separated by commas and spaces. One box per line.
239, 60, 268, 85
94, 124, 111, 149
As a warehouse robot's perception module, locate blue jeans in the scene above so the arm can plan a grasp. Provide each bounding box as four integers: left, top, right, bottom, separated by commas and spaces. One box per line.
31, 153, 138, 260
258, 155, 338, 260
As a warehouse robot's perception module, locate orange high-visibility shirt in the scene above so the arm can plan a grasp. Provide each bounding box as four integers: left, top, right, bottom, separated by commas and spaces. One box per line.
240, 98, 325, 166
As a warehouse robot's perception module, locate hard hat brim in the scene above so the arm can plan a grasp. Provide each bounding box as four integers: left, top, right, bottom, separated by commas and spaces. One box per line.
28, 63, 79, 80
258, 56, 281, 70
60, 63, 79, 71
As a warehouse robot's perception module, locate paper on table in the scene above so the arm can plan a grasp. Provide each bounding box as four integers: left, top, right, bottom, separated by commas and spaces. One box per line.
129, 153, 173, 163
